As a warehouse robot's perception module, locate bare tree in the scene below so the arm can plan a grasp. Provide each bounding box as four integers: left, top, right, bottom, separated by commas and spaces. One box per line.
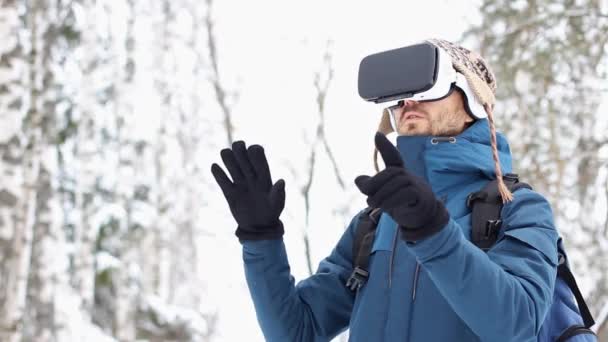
204, 0, 238, 145
0, 2, 32, 340
67, 0, 106, 317
296, 41, 347, 276
15, 1, 75, 340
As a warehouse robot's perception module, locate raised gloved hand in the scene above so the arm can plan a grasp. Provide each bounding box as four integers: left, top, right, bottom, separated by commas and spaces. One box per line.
211, 141, 286, 241
354, 132, 450, 242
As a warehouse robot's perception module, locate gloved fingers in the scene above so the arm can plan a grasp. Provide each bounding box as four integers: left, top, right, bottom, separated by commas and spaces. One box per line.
232, 141, 257, 183
381, 187, 418, 210
367, 176, 409, 207
354, 175, 371, 193
399, 172, 437, 205
247, 144, 272, 190
220, 148, 245, 184
406, 186, 435, 209
269, 179, 286, 214
211, 163, 236, 199
355, 167, 402, 196
375, 132, 404, 168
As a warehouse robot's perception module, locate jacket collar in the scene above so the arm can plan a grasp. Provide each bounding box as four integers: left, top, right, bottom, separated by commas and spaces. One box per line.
395, 119, 513, 196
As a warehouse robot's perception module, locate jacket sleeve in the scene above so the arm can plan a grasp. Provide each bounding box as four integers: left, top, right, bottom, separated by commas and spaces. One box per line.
241, 211, 362, 342
406, 188, 559, 341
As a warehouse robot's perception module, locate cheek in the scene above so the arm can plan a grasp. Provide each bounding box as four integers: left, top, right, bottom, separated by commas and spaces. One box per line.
394, 109, 404, 122
426, 112, 440, 125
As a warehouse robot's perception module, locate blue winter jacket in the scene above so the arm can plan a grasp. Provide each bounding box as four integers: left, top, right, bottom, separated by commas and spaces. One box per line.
241, 119, 559, 342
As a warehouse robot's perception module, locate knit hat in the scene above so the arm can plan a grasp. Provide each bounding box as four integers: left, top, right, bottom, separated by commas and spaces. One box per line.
375, 38, 513, 203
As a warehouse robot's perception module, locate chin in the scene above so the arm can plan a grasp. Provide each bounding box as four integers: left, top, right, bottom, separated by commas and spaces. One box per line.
398, 123, 431, 136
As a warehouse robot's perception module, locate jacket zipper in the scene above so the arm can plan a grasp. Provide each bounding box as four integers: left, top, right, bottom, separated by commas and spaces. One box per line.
388, 226, 399, 288
412, 263, 421, 300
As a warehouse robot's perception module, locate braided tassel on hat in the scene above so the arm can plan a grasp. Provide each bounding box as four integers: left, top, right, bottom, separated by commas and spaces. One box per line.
484, 104, 513, 203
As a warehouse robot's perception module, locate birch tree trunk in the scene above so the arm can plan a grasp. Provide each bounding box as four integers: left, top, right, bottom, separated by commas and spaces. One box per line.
0, 2, 34, 340
69, 0, 109, 317
111, 0, 139, 339
22, 1, 72, 340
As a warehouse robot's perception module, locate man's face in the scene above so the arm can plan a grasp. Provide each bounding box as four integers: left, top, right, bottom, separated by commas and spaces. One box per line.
393, 90, 474, 137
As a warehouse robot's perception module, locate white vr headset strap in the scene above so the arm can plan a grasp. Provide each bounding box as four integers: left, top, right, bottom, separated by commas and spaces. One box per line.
454, 72, 488, 120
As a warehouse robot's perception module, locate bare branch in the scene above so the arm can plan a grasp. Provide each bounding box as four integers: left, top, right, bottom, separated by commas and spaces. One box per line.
299, 41, 342, 276
604, 175, 608, 239
204, 0, 236, 146
301, 141, 318, 276
321, 138, 345, 188
302, 143, 318, 227
315, 44, 345, 189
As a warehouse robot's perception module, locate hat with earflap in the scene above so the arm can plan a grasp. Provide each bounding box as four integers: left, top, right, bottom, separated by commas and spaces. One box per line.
375, 38, 513, 203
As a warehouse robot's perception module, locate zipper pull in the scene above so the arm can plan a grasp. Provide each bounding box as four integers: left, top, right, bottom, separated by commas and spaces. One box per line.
430, 137, 457, 144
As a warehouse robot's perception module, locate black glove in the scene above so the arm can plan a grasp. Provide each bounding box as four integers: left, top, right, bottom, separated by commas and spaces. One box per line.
355, 132, 450, 242
211, 141, 286, 241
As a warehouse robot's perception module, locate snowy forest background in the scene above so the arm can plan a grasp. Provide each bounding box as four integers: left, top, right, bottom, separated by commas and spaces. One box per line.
1, 0, 608, 341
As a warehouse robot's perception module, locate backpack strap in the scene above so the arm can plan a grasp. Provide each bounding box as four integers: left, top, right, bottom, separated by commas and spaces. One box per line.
557, 241, 596, 328
555, 325, 596, 342
469, 175, 597, 330
346, 207, 382, 292
467, 173, 532, 251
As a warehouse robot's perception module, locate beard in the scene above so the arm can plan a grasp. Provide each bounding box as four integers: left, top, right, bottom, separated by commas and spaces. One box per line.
431, 121, 466, 136
401, 121, 429, 135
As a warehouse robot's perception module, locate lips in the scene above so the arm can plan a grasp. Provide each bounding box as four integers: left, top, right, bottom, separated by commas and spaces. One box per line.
400, 111, 426, 124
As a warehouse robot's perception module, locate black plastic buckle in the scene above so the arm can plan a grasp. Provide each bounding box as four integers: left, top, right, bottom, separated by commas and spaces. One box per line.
346, 267, 369, 292
503, 173, 519, 182
485, 219, 502, 237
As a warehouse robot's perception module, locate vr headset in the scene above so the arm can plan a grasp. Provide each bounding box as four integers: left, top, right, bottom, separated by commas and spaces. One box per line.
357, 42, 487, 130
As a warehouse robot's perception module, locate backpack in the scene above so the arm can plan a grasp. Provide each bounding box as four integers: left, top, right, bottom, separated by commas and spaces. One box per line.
345, 173, 598, 341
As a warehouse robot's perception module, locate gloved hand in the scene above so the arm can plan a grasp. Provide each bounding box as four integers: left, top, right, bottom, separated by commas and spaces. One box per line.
211, 141, 286, 241
354, 132, 450, 242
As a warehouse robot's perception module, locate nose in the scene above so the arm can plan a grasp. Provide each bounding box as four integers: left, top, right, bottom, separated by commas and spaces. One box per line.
402, 99, 419, 108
